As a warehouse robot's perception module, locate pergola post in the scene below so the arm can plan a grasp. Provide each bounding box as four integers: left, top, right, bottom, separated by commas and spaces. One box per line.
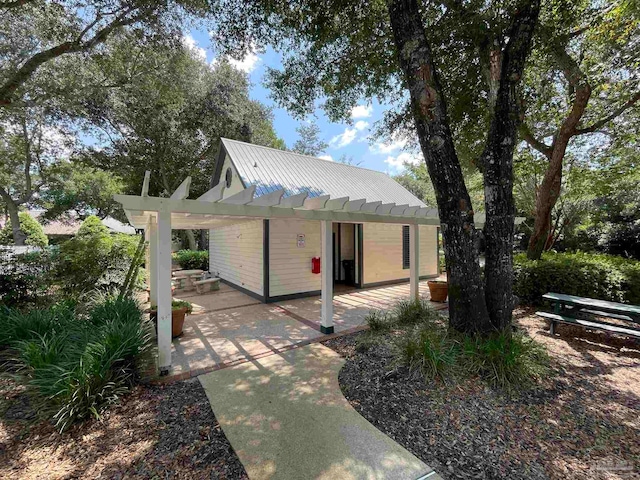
320, 220, 334, 334
410, 223, 420, 300
147, 217, 158, 307
156, 210, 172, 374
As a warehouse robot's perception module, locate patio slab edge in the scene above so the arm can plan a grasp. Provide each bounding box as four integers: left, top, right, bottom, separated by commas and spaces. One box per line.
148, 324, 370, 385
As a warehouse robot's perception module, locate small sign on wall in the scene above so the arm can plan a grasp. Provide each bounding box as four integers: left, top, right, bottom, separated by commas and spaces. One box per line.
297, 234, 306, 248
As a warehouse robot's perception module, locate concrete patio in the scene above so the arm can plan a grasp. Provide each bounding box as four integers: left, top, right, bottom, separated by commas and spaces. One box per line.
160, 280, 447, 382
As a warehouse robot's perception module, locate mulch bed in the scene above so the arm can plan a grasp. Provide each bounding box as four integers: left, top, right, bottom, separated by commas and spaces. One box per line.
0, 377, 248, 479
323, 307, 640, 480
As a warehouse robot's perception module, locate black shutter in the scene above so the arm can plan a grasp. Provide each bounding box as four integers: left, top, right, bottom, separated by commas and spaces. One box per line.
402, 225, 410, 269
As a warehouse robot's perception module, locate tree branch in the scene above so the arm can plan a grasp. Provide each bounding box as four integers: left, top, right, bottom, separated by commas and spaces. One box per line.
0, 0, 34, 9
576, 91, 640, 134
519, 123, 552, 156
0, 10, 141, 106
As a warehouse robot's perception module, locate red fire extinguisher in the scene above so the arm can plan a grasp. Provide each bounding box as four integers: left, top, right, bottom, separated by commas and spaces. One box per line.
311, 257, 321, 274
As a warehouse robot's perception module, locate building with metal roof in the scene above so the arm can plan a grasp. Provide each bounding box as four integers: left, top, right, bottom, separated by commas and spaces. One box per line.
213, 138, 427, 206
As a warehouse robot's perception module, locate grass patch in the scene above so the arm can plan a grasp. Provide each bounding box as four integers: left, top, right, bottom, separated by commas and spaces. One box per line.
0, 296, 153, 431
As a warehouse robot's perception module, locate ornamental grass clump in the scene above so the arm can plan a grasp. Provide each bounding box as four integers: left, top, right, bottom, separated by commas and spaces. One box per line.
0, 296, 153, 431
397, 320, 549, 391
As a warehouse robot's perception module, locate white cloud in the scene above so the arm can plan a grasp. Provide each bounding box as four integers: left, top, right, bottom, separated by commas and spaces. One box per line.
329, 121, 369, 149
350, 104, 373, 119
318, 154, 334, 161
330, 127, 358, 148
370, 137, 408, 154
182, 34, 207, 62
384, 152, 422, 172
227, 49, 260, 73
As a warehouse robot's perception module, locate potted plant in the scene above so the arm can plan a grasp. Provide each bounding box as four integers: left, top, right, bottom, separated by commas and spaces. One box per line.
427, 280, 448, 302
149, 300, 193, 338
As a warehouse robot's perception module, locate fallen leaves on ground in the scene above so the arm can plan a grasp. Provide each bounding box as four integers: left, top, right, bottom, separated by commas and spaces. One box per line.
323, 308, 640, 480
0, 377, 248, 479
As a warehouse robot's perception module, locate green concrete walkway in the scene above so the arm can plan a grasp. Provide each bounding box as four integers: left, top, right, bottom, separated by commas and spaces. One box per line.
199, 343, 441, 480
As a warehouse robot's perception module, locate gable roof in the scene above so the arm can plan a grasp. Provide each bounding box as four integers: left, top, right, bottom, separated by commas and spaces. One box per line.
216, 138, 426, 207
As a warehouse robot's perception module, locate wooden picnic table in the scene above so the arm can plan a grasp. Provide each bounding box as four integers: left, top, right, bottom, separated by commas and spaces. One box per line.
543, 292, 640, 321
538, 292, 640, 339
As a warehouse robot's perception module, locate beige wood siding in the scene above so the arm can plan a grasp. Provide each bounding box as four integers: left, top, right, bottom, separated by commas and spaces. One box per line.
363, 223, 438, 285
269, 219, 321, 297
209, 220, 263, 296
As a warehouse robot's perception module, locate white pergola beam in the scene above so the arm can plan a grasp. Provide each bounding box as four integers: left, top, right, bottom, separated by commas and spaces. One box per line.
170, 176, 191, 200
198, 183, 225, 202
390, 204, 409, 215
376, 203, 395, 214
361, 201, 382, 212
303, 195, 330, 210
404, 206, 420, 216
344, 199, 367, 212
141, 170, 150, 197
325, 196, 349, 210
249, 189, 284, 206
416, 207, 429, 217
320, 220, 334, 334
156, 209, 172, 374
279, 192, 308, 208
147, 217, 158, 307
409, 223, 420, 300
114, 195, 442, 228
222, 185, 256, 205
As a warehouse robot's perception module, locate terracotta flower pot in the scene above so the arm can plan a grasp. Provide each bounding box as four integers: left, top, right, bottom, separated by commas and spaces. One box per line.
427, 280, 448, 303
149, 307, 189, 338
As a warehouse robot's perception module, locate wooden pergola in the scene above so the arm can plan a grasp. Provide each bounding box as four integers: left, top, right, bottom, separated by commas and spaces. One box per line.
114, 171, 489, 374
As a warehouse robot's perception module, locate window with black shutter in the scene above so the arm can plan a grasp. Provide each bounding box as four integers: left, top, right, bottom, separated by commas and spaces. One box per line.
402, 225, 410, 269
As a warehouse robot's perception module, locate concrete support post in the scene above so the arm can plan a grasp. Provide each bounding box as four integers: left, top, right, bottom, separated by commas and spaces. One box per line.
147, 217, 158, 307
156, 210, 172, 374
320, 220, 334, 334
410, 223, 420, 300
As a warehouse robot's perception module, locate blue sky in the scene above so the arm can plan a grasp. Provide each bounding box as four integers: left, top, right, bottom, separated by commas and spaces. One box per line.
185, 30, 419, 176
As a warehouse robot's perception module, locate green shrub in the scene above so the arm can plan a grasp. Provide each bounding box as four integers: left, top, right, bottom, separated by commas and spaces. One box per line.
173, 249, 208, 270
0, 249, 57, 308
513, 251, 640, 305
0, 212, 48, 248
0, 296, 152, 431
55, 216, 141, 296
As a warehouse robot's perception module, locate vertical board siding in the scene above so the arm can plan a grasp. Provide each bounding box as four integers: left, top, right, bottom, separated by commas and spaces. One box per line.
269, 219, 322, 296
363, 223, 438, 284
209, 220, 263, 296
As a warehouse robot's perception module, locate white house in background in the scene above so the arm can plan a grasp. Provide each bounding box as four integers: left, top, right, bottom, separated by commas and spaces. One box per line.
207, 138, 441, 305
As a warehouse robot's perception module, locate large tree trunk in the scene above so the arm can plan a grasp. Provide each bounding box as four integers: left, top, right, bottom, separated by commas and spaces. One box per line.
388, 0, 539, 333
387, 0, 491, 334
480, 0, 540, 329
4, 197, 27, 245
526, 42, 591, 260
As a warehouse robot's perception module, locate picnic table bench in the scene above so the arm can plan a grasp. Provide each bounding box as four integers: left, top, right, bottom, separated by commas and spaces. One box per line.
536, 292, 640, 340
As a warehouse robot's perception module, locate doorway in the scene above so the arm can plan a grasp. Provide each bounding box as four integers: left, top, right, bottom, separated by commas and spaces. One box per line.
332, 223, 360, 287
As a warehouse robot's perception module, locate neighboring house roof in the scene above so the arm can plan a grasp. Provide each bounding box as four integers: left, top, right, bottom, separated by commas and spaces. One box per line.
216, 138, 426, 207
0, 210, 136, 236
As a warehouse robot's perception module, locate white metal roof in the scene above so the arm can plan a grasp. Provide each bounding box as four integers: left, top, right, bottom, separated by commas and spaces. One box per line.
220, 138, 427, 207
